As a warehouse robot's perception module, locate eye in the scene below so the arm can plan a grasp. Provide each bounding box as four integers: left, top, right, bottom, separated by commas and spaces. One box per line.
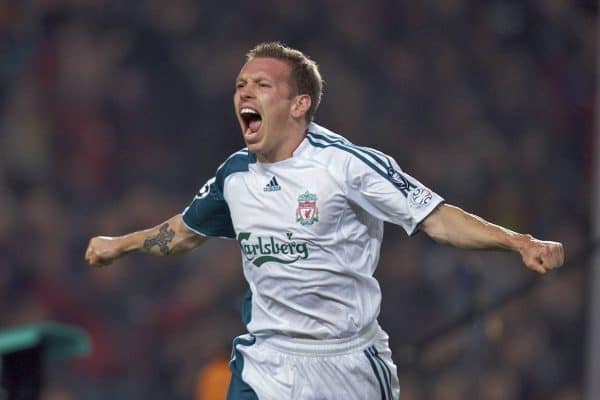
259, 83, 271, 88
236, 82, 245, 90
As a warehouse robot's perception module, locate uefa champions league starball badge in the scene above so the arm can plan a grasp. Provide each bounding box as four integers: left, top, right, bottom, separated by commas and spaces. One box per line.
296, 191, 319, 225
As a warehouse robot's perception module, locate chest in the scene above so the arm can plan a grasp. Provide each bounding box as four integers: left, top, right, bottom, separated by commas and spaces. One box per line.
224, 166, 345, 237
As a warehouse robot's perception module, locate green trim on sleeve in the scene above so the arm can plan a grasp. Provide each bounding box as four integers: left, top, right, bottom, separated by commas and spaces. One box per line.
182, 150, 256, 239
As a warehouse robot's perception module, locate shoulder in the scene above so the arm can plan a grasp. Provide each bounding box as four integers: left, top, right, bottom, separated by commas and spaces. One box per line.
215, 148, 256, 188
305, 123, 394, 178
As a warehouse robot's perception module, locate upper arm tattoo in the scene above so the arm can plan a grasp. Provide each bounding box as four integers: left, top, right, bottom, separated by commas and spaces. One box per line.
143, 223, 175, 255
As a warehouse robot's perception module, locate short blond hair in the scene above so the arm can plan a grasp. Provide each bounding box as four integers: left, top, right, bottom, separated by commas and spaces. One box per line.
246, 42, 323, 122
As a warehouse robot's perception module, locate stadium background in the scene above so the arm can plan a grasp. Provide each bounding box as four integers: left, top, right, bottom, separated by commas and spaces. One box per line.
0, 1, 595, 399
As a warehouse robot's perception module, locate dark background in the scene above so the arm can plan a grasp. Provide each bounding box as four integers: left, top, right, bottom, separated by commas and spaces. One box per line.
0, 1, 595, 399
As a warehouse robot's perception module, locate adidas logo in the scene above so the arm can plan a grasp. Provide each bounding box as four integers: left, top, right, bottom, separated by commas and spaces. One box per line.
263, 176, 281, 192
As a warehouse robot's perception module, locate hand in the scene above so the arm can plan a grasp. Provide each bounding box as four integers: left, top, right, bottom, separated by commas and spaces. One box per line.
85, 236, 123, 267
519, 235, 564, 274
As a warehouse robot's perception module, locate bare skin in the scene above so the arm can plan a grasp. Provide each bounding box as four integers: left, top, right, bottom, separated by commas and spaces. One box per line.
84, 56, 564, 275
420, 204, 564, 274
234, 57, 311, 163
85, 214, 206, 267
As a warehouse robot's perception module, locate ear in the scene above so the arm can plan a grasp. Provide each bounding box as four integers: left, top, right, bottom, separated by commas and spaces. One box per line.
291, 94, 312, 120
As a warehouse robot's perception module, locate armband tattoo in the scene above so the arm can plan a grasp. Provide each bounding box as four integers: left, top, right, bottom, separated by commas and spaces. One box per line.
143, 223, 175, 255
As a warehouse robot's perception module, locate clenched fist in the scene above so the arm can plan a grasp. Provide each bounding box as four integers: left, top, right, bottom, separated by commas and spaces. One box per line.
85, 236, 124, 267
519, 235, 564, 274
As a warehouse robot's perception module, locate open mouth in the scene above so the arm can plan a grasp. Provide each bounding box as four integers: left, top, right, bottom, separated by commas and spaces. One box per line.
240, 107, 262, 136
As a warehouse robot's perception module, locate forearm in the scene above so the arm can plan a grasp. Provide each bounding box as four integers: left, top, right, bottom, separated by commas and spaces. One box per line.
420, 204, 528, 252
420, 203, 564, 273
120, 215, 206, 256
86, 214, 207, 268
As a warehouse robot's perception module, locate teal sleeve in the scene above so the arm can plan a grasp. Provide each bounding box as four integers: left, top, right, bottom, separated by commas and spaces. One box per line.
181, 177, 235, 238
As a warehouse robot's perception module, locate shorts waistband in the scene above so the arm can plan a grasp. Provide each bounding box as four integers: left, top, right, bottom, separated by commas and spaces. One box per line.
257, 322, 380, 356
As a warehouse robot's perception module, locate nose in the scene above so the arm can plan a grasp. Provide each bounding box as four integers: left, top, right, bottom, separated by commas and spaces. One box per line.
238, 85, 255, 101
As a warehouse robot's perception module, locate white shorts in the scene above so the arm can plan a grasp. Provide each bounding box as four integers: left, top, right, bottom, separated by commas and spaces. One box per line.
227, 322, 400, 400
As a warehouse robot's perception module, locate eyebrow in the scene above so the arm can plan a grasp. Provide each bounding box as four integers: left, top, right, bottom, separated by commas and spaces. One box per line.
236, 76, 272, 83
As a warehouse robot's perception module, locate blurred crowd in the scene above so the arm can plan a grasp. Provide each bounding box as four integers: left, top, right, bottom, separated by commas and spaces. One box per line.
0, 0, 595, 399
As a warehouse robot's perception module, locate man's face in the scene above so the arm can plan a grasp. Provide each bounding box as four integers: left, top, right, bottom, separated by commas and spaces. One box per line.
234, 57, 297, 160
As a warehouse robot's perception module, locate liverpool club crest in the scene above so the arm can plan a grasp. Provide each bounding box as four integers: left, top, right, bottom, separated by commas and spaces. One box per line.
296, 191, 319, 225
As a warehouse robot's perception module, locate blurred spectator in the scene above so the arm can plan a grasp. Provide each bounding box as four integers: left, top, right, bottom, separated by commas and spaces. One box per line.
0, 0, 594, 398
195, 356, 231, 400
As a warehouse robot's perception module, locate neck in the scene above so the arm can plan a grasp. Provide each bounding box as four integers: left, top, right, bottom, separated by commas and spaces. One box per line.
257, 122, 308, 163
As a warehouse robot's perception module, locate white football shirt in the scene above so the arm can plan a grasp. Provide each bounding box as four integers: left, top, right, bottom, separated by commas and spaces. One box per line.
182, 123, 444, 339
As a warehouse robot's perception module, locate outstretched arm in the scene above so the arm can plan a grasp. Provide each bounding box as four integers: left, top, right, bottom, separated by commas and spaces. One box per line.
420, 204, 564, 274
85, 214, 208, 267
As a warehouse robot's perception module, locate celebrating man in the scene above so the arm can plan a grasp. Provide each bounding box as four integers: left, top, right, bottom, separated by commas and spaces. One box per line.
85, 42, 564, 400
